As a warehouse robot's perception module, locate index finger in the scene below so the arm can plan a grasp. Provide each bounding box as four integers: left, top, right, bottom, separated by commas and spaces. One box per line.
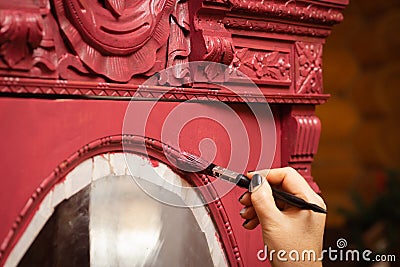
248, 167, 320, 203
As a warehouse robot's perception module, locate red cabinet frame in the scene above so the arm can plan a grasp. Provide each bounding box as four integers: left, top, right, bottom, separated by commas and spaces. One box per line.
0, 0, 347, 265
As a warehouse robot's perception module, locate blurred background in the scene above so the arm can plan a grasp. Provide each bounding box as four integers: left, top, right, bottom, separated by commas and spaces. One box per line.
312, 0, 400, 265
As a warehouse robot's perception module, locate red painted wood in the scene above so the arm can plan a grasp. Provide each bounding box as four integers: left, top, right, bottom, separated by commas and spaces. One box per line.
0, 97, 277, 265
0, 0, 347, 265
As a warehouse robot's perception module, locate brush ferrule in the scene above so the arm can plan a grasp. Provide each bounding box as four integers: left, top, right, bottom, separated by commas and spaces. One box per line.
210, 165, 241, 184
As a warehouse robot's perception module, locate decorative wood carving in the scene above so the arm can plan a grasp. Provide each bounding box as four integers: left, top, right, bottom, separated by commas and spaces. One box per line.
0, 0, 346, 101
290, 115, 321, 160
54, 0, 176, 82
159, 0, 191, 86
229, 0, 344, 25
223, 0, 346, 38
0, 77, 329, 104
189, 1, 234, 65
0, 0, 349, 265
231, 48, 291, 83
295, 42, 323, 94
203, 35, 234, 64
0, 0, 191, 83
0, 9, 43, 68
0, 135, 243, 267
224, 18, 332, 37
281, 106, 322, 192
203, 0, 230, 4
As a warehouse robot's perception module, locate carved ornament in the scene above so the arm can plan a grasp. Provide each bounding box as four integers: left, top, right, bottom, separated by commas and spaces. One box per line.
281, 110, 322, 192
224, 18, 332, 37
0, 10, 43, 68
295, 42, 323, 94
191, 5, 234, 65
229, 0, 344, 25
0, 76, 329, 104
53, 0, 177, 82
290, 114, 321, 160
230, 48, 291, 83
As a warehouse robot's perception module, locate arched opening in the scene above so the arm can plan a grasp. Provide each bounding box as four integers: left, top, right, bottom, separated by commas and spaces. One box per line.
7, 153, 228, 267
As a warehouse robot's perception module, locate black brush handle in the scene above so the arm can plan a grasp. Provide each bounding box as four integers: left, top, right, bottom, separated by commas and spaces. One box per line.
202, 164, 326, 214
236, 174, 251, 188
271, 187, 327, 214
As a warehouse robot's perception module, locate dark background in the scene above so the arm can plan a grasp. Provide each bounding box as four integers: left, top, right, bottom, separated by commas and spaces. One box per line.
312, 0, 400, 266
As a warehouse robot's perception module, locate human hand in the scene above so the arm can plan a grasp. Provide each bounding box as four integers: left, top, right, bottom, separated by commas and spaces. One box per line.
238, 167, 326, 267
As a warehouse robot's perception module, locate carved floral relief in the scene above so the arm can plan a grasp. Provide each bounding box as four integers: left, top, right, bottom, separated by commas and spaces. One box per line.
0, 0, 342, 97
230, 48, 291, 83
295, 42, 323, 94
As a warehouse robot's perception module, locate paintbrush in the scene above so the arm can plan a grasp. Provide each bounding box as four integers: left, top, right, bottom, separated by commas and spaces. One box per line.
180, 152, 327, 214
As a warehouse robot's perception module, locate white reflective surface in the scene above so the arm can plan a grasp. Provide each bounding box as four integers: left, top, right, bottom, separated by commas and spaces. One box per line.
14, 153, 228, 267
90, 176, 164, 266
89, 175, 223, 267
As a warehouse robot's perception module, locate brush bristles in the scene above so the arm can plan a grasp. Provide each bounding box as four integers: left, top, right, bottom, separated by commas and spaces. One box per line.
178, 152, 211, 172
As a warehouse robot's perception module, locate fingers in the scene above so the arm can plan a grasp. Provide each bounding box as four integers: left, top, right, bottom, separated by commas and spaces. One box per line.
239, 174, 282, 228
239, 206, 256, 219
249, 167, 325, 208
267, 167, 314, 195
248, 174, 282, 221
238, 191, 251, 206
240, 167, 327, 239
239, 193, 259, 229
242, 217, 259, 230
249, 167, 310, 193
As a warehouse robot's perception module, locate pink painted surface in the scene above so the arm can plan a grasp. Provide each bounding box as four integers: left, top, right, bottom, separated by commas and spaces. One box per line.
0, 0, 347, 265
0, 97, 277, 266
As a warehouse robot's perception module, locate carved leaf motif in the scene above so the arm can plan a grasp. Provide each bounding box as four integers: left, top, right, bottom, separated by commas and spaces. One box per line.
232, 48, 290, 81
0, 10, 43, 67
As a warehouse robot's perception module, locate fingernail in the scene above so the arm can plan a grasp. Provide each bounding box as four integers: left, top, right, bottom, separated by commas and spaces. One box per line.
242, 219, 250, 227
249, 174, 263, 192
238, 192, 246, 201
240, 207, 247, 215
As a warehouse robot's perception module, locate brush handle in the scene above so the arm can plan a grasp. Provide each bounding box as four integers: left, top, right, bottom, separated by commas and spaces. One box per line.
235, 174, 251, 188
205, 164, 326, 214
233, 173, 327, 214
270, 187, 327, 214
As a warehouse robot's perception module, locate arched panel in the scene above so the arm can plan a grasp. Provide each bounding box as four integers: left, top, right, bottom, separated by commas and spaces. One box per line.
2, 135, 243, 267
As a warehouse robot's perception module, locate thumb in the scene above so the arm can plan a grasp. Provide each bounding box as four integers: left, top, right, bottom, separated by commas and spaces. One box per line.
249, 174, 281, 220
